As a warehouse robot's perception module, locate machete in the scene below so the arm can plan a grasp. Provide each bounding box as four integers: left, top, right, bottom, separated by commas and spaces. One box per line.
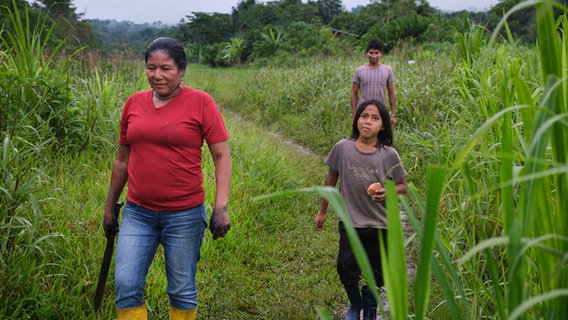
94, 201, 124, 312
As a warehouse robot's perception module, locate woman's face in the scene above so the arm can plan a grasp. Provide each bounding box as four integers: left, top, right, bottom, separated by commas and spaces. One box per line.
146, 50, 184, 96
357, 104, 383, 139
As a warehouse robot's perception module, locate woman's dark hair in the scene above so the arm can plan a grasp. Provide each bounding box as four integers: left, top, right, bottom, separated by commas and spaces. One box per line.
145, 37, 187, 70
350, 99, 393, 148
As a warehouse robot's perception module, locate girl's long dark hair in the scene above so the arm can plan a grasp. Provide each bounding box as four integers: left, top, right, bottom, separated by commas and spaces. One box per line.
350, 99, 393, 148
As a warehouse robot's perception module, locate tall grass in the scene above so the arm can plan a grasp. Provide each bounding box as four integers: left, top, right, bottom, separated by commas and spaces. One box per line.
0, 3, 63, 313
389, 1, 565, 319
0, 0, 86, 149
233, 56, 354, 155
442, 1, 568, 319
0, 0, 63, 77
1, 1, 567, 319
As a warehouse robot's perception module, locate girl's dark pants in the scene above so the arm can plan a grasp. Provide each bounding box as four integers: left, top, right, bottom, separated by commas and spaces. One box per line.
337, 221, 387, 312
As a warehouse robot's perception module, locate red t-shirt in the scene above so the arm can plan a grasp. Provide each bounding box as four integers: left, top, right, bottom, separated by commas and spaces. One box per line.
119, 86, 229, 211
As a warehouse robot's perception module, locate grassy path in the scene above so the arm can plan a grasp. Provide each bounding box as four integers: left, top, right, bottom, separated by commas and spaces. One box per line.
195, 109, 347, 319
214, 107, 417, 320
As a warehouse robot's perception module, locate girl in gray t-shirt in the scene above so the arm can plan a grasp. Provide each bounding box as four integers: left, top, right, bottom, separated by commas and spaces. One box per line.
314, 99, 407, 320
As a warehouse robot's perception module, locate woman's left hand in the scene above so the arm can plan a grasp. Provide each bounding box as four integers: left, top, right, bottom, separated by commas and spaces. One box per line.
209, 207, 231, 239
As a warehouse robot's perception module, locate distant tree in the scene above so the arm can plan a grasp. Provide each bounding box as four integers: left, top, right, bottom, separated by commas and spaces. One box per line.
38, 0, 77, 18
363, 12, 432, 49
177, 12, 233, 48
314, 0, 343, 24
261, 26, 286, 54
246, 25, 284, 60
0, 0, 95, 51
36, 0, 96, 48
329, 11, 361, 36
416, 0, 436, 16
358, 0, 438, 49
487, 0, 536, 43
55, 0, 557, 67
423, 11, 472, 43
87, 19, 175, 54
232, 0, 273, 31
280, 21, 337, 56
271, 0, 320, 25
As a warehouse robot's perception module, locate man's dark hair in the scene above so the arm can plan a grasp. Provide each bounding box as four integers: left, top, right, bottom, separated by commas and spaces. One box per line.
365, 39, 384, 53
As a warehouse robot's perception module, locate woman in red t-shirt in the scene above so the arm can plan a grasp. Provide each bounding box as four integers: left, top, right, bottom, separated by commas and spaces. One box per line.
103, 37, 232, 320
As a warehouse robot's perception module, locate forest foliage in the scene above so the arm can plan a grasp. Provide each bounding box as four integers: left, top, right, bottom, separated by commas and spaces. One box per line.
2, 0, 564, 67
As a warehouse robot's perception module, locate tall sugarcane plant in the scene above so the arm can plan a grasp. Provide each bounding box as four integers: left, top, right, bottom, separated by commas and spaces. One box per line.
464, 1, 568, 318
425, 1, 568, 318
518, 1, 568, 317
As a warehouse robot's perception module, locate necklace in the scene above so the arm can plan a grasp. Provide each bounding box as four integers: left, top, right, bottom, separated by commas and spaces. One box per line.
153, 85, 182, 101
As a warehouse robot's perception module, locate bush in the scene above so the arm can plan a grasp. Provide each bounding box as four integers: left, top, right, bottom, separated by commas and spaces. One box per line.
363, 13, 432, 50
0, 69, 82, 148
200, 43, 227, 68
0, 0, 86, 151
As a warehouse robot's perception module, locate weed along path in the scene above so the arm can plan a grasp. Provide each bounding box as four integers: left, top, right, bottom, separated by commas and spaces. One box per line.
215, 109, 416, 320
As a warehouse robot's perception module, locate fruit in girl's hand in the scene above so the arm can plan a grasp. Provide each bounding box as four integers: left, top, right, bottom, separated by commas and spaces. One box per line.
367, 182, 382, 195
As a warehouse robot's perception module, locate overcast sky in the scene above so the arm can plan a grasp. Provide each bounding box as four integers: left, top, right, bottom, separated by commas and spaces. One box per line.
70, 0, 500, 24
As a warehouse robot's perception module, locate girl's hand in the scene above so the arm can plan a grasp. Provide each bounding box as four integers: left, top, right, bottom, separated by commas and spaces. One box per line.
371, 188, 386, 202
314, 212, 326, 231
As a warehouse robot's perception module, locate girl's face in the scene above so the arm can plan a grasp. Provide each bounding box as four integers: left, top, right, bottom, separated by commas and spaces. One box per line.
357, 104, 383, 139
146, 50, 184, 96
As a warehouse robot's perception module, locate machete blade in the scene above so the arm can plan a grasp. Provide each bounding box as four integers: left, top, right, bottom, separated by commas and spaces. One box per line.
94, 201, 124, 312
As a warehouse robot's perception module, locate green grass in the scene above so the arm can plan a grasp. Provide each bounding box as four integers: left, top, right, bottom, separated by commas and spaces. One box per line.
1, 1, 568, 319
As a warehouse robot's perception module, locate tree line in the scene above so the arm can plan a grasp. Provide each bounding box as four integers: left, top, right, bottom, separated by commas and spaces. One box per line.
2, 0, 566, 67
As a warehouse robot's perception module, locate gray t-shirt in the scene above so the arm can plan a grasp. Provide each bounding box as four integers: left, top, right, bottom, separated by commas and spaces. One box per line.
352, 64, 395, 107
325, 139, 407, 228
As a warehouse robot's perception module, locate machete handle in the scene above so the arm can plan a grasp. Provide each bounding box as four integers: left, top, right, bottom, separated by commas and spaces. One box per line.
111, 201, 124, 236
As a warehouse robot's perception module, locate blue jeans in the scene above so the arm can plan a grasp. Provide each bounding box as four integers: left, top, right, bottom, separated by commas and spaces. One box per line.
115, 201, 207, 310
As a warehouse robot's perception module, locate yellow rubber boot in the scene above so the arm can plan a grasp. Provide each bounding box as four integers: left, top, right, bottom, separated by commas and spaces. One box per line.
169, 304, 197, 320
116, 304, 148, 320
